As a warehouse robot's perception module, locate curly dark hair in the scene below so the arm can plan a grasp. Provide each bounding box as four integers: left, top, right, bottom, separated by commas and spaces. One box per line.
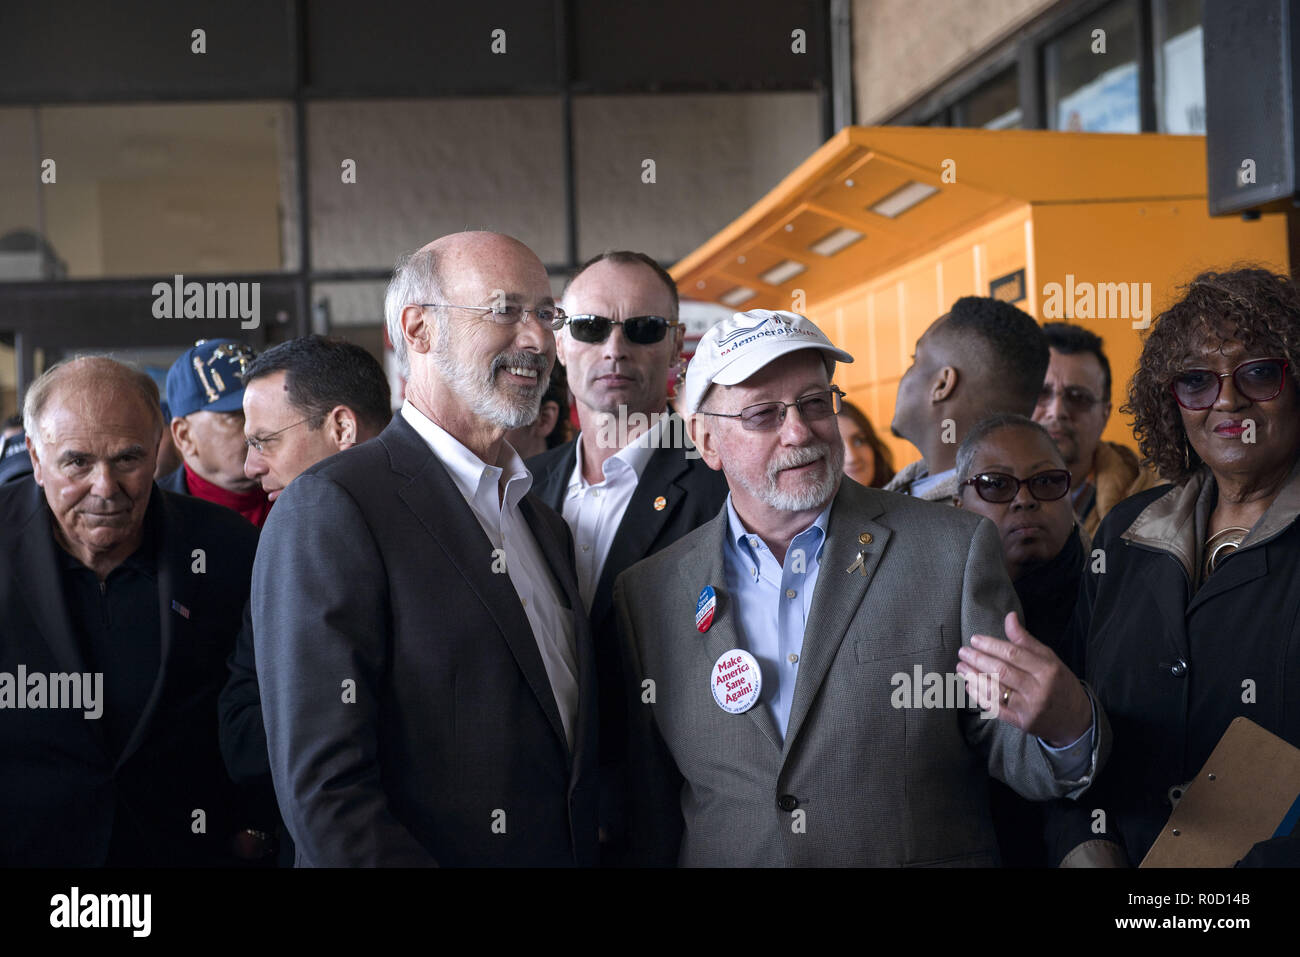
1123, 267, 1300, 483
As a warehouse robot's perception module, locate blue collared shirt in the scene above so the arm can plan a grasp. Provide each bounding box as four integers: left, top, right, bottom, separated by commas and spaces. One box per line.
722, 494, 831, 738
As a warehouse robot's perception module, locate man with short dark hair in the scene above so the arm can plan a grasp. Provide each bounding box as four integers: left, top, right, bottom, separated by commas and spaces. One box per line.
219, 334, 392, 863
889, 297, 1050, 502
1033, 322, 1159, 545
527, 250, 728, 859
1, 357, 255, 865
162, 339, 270, 527
241, 335, 392, 503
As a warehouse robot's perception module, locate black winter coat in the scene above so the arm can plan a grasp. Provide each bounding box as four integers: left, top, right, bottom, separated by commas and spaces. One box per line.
1048, 466, 1300, 865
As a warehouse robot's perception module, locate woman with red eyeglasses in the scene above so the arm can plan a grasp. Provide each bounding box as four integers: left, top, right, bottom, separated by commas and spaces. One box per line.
1048, 267, 1300, 868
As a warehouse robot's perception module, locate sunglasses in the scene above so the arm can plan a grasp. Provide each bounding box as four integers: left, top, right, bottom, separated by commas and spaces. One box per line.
1170, 357, 1290, 410
695, 388, 844, 432
960, 469, 1072, 504
561, 314, 677, 345
1036, 385, 1103, 414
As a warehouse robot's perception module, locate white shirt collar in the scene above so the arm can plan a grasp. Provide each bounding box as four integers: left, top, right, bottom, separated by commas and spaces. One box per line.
401, 401, 532, 510
565, 411, 669, 494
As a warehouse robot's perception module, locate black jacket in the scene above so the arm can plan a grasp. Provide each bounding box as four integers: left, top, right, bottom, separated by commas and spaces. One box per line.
0, 477, 258, 866
1049, 465, 1300, 865
252, 415, 599, 866
989, 527, 1085, 867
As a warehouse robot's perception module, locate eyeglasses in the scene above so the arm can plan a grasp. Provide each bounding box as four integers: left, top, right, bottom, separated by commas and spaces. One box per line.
695, 387, 844, 432
245, 418, 310, 454
1170, 357, 1290, 410
418, 303, 567, 329
1036, 385, 1103, 414
559, 314, 678, 345
960, 469, 1072, 504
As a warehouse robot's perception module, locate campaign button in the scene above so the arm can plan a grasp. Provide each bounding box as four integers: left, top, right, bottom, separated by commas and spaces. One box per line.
711, 648, 762, 714
695, 585, 717, 632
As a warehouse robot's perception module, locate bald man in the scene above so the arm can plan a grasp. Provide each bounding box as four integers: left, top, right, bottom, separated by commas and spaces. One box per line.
252, 232, 599, 866
889, 297, 1050, 502
0, 358, 256, 865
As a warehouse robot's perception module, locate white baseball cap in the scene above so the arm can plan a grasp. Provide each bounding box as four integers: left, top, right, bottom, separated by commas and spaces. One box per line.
681, 309, 854, 415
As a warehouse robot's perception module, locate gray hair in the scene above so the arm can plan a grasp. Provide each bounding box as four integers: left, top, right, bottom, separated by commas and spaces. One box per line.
383, 246, 443, 378
23, 356, 164, 455
955, 413, 1062, 485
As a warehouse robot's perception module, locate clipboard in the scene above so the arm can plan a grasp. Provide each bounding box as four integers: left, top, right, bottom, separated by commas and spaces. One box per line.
1141, 716, 1300, 867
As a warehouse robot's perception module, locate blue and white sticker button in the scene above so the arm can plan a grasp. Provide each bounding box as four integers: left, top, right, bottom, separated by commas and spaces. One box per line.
695, 585, 717, 633
711, 649, 761, 714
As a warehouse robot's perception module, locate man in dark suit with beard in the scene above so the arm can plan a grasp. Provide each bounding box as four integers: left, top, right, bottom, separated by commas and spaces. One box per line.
253, 231, 599, 866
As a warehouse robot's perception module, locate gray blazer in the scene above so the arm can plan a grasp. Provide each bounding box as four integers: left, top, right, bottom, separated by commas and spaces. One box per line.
614, 478, 1109, 866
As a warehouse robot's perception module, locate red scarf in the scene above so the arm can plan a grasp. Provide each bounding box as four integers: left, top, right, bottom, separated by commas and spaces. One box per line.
183, 464, 272, 528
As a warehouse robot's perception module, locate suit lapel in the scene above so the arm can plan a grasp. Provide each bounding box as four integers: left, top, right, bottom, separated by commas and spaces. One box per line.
388, 417, 569, 753
691, 515, 783, 752
782, 485, 890, 759
13, 483, 87, 678
591, 441, 692, 627
116, 489, 184, 771
519, 495, 584, 757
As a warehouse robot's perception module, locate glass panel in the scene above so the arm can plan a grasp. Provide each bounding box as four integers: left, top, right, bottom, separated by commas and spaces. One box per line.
308, 98, 567, 271
573, 92, 821, 264
0, 108, 48, 279
3, 102, 296, 281
1155, 0, 1206, 133
955, 67, 1021, 129
1044, 1, 1141, 133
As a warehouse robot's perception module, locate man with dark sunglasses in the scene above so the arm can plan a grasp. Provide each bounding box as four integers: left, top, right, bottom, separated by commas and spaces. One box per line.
526, 250, 728, 862
1033, 323, 1159, 547
615, 310, 1107, 866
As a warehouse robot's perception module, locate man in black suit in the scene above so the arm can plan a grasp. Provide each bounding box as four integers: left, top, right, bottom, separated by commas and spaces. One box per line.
527, 251, 728, 857
0, 357, 256, 865
252, 231, 599, 866
219, 335, 392, 864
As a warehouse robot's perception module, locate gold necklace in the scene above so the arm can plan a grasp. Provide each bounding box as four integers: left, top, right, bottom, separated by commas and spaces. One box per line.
1203, 526, 1251, 578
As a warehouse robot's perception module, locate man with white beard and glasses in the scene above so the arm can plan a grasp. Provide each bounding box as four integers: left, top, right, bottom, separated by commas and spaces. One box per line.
252, 232, 599, 866
614, 309, 1109, 866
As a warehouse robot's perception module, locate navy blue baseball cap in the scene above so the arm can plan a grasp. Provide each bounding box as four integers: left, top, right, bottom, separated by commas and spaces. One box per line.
166, 339, 258, 419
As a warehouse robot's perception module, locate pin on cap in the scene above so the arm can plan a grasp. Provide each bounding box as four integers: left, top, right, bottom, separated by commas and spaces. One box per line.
696, 585, 717, 633
711, 648, 761, 714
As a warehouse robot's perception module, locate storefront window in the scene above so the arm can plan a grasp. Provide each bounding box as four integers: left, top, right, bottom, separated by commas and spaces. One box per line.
1155, 0, 1206, 133
1044, 1, 1141, 133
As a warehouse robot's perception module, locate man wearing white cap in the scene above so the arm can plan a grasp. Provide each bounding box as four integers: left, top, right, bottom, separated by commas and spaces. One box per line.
613, 309, 1109, 866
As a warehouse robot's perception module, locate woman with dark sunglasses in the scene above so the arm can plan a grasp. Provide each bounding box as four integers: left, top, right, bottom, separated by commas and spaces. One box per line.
953, 413, 1084, 867
1049, 267, 1300, 868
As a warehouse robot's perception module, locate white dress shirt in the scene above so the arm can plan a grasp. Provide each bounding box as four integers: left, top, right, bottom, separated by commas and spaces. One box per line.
560, 415, 665, 611
401, 402, 580, 750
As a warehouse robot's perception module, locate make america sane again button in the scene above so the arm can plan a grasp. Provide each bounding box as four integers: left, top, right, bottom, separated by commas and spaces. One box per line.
711, 649, 762, 713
